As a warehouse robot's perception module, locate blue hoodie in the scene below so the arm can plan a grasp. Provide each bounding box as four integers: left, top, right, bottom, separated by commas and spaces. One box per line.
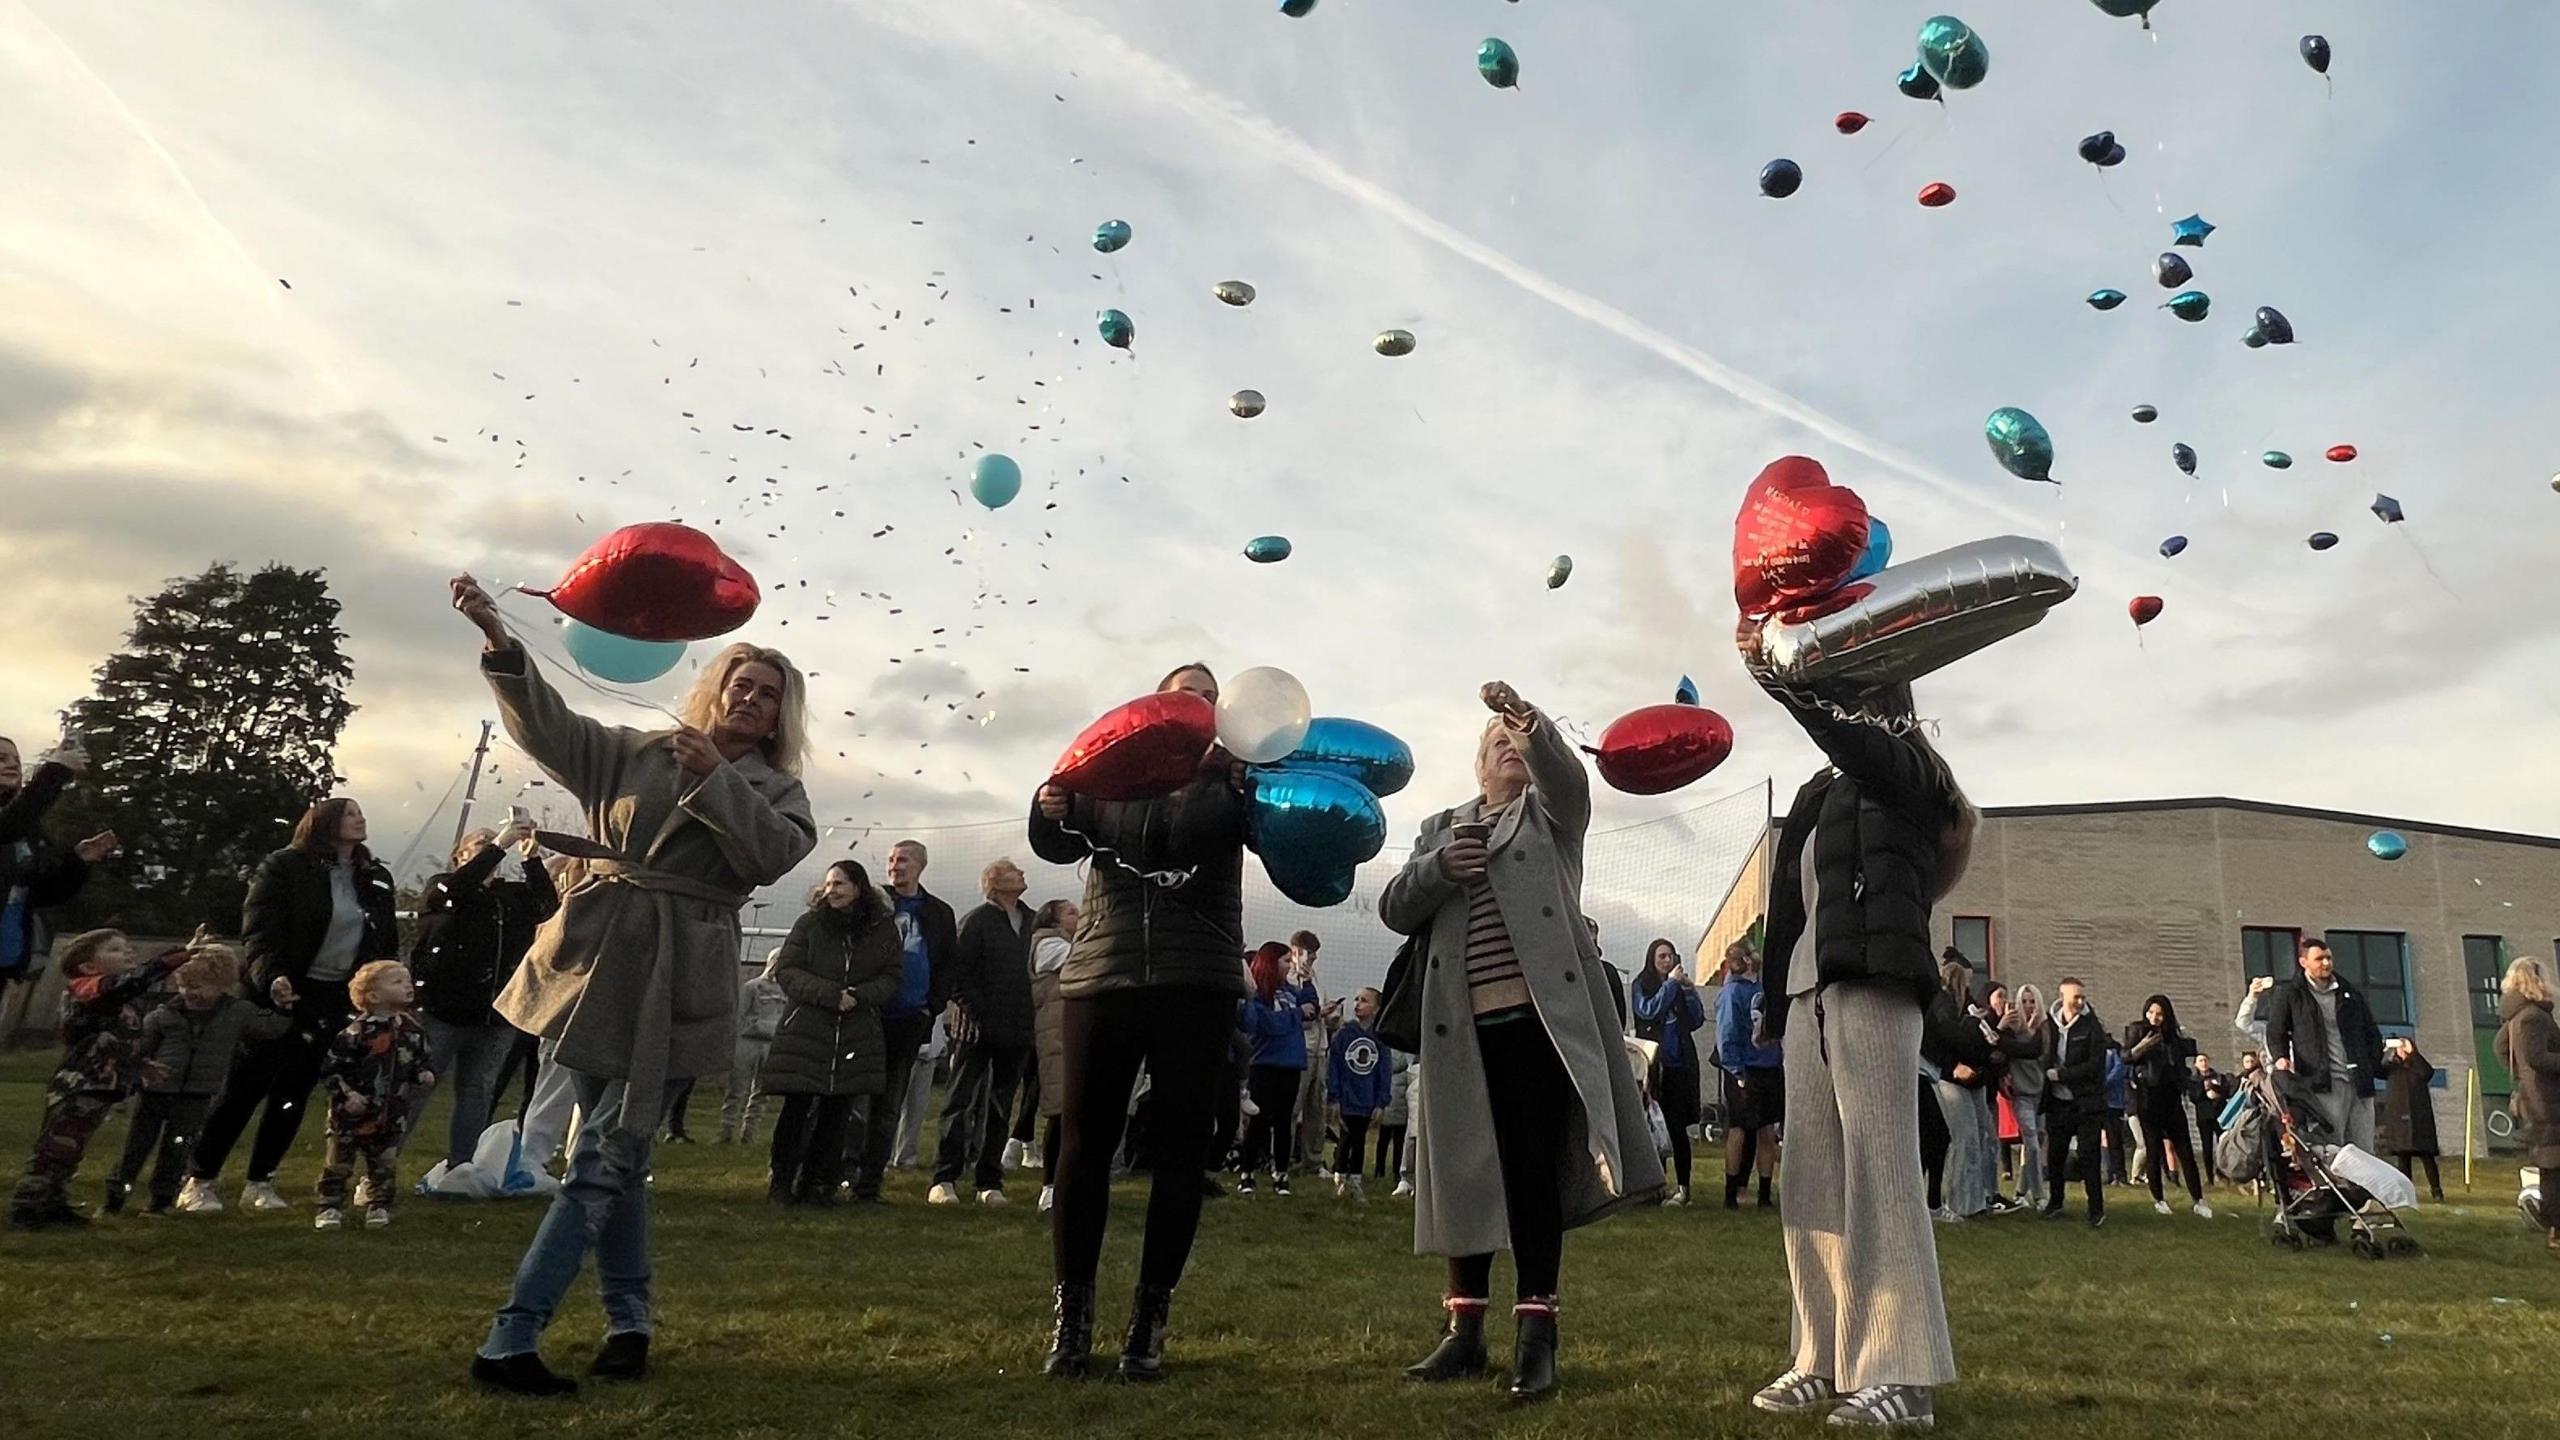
1716, 975, 1784, 1073
2103, 1047, 2130, 1111
1328, 1021, 1392, 1116
1239, 993, 1307, 1069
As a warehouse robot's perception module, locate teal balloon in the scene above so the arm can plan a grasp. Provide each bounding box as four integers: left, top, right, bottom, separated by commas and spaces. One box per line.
1280, 0, 1317, 14
2091, 0, 2161, 26
1478, 37, 1519, 88
1262, 717, 1415, 798
2367, 830, 2408, 862
1897, 61, 1942, 102
2171, 213, 2215, 247
970, 453, 1022, 509
1244, 535, 1293, 564
1097, 308, 1135, 349
2087, 288, 2127, 311
563, 620, 685, 684
1093, 219, 1130, 254
1916, 16, 1989, 91
1985, 406, 2057, 484
2164, 290, 2211, 321
2262, 450, 2293, 470
1851, 516, 1894, 579
1246, 769, 1388, 907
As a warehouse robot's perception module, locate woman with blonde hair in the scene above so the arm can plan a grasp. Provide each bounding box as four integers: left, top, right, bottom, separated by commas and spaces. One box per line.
2496, 956, 2560, 1256
2001, 983, 2051, 1212
1381, 682, 1661, 1402
449, 575, 816, 1396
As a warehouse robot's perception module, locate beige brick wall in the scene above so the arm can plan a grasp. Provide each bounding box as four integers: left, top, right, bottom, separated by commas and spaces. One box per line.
1937, 804, 2558, 1155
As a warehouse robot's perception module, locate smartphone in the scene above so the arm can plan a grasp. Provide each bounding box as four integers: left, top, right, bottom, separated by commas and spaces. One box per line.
509, 804, 532, 829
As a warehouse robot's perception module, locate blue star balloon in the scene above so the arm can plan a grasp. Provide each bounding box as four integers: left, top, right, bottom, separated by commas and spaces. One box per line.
2164, 290, 2211, 321
2087, 288, 2128, 311
1097, 308, 1135, 349
2171, 443, 2197, 475
1478, 37, 1519, 88
1675, 675, 1701, 706
1759, 158, 1804, 198
1092, 219, 1131, 254
1916, 15, 1989, 91
1897, 61, 1942, 102
2308, 531, 2339, 551
2254, 306, 2296, 345
1243, 535, 1292, 564
2159, 535, 2188, 558
2372, 494, 2405, 524
2172, 214, 2215, 247
1985, 407, 2057, 484
2263, 450, 2293, 470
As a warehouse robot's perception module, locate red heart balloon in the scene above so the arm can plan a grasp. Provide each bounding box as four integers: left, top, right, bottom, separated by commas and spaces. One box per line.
2325, 444, 2358, 463
1586, 704, 1735, 796
1733, 456, 1871, 616
2129, 595, 2164, 627
1918, 181, 1957, 208
532, 523, 761, 642
1050, 692, 1218, 801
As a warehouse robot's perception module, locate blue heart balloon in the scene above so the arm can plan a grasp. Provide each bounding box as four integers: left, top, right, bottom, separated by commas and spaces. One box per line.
2164, 290, 2211, 321
1097, 308, 1135, 350
563, 620, 686, 684
1247, 769, 1387, 908
971, 453, 1022, 509
1261, 718, 1415, 798
1850, 516, 1894, 579
1897, 61, 1942, 102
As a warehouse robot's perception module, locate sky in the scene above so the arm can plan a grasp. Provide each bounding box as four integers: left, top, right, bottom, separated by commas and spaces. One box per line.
4, 0, 2557, 978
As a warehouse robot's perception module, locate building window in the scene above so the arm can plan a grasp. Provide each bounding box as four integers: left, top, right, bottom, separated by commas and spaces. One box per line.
2465, 936, 2507, 1028
2241, 926, 2300, 984
1951, 916, 1994, 978
2325, 930, 2413, 1027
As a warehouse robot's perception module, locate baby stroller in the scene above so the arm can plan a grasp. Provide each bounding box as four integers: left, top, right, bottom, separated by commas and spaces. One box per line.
2225, 1066, 2420, 1260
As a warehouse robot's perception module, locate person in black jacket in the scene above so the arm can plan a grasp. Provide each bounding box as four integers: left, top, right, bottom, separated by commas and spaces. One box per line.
2375, 1036, 2443, 1202
2125, 995, 2211, 1218
2263, 936, 2386, 1152
845, 838, 960, 1201
0, 735, 116, 1042
183, 798, 400, 1214
2039, 978, 2109, 1225
1028, 663, 1248, 1383
929, 857, 1039, 1205
764, 861, 902, 1205
409, 819, 560, 1174
1741, 664, 1974, 1430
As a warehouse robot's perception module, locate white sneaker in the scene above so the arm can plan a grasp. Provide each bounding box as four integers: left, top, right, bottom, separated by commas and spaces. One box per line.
1001, 1139, 1027, 1171
1931, 1206, 1962, 1225
312, 1207, 343, 1231
977, 1189, 1008, 1207
365, 1206, 392, 1229
174, 1178, 224, 1215
1346, 1175, 1365, 1200
1666, 1186, 1690, 1207
1332, 1174, 1348, 1198
1037, 1185, 1055, 1213
927, 1183, 960, 1206
242, 1181, 291, 1213
1391, 1179, 1414, 1198
1829, 1384, 1934, 1429
2154, 1200, 2173, 1216
2194, 1200, 2216, 1219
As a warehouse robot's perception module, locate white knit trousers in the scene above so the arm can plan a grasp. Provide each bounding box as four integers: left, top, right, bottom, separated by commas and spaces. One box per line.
1781, 985, 1957, 1391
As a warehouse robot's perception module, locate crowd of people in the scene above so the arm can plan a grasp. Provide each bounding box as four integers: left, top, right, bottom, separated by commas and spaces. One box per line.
5, 578, 2560, 1431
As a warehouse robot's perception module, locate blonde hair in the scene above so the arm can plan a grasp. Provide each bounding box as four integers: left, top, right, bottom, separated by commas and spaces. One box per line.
980, 857, 1024, 897
348, 960, 411, 1013
2505, 956, 2557, 1008
452, 827, 497, 869
177, 944, 244, 997
678, 643, 809, 776
1473, 716, 1521, 797
2006, 982, 2045, 1033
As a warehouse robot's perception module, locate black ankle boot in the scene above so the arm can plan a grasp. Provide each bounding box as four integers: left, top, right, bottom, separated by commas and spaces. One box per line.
1043, 1282, 1096, 1379
1507, 1303, 1558, 1401
1117, 1283, 1173, 1382
1403, 1300, 1489, 1381
590, 1331, 650, 1381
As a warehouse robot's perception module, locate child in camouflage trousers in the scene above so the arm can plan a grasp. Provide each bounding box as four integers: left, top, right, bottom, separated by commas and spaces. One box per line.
8, 930, 189, 1230
313, 960, 434, 1232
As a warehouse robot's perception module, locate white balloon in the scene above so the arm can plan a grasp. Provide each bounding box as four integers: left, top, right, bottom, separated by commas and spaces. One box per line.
1216, 666, 1312, 764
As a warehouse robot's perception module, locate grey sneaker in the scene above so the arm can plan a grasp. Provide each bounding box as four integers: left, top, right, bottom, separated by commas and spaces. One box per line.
1752, 1368, 1838, 1415
1829, 1385, 1935, 1429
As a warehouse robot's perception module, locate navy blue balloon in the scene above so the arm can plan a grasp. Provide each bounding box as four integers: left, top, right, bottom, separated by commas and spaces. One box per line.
2371, 494, 2405, 525
2307, 531, 2339, 551
2101, 142, 2127, 167
1280, 0, 1317, 14
1261, 717, 1415, 799
1898, 61, 1942, 102
2154, 252, 2192, 289
2131, 404, 2158, 424
1675, 675, 1701, 706
1246, 769, 1387, 908
2078, 131, 2123, 167
2159, 535, 2188, 558
2088, 288, 2128, 311
2172, 442, 2197, 475
2254, 306, 2295, 345
2302, 35, 2331, 75
1759, 158, 1803, 199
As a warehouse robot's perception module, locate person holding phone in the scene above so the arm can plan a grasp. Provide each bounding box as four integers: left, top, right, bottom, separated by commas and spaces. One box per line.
1631, 938, 1707, 1205
2125, 995, 2211, 1218
2376, 1035, 2443, 1202
1380, 683, 1659, 1402
409, 818, 559, 1177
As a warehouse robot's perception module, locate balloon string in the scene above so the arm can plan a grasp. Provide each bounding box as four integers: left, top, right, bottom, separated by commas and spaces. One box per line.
493, 596, 688, 726
2395, 529, 2459, 598
1052, 816, 1198, 890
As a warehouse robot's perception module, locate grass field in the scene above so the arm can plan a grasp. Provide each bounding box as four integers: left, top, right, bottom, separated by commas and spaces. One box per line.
1, 1049, 2553, 1439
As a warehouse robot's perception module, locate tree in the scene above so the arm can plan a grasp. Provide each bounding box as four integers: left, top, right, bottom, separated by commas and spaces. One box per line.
54, 563, 356, 934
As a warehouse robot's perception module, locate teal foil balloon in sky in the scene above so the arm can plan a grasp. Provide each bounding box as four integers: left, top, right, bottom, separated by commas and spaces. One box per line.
2164, 290, 2211, 321
1897, 61, 1941, 102
970, 453, 1021, 509
2262, 450, 2294, 470
1244, 535, 1293, 564
1850, 516, 1894, 579
2368, 830, 2408, 862
2087, 288, 2127, 311
1280, 0, 1317, 15
1097, 308, 1134, 349
1478, 38, 1519, 89
1916, 16, 1989, 90
563, 620, 686, 685
1262, 717, 1416, 799
1092, 219, 1130, 254
2171, 214, 2215, 247
1985, 406, 2057, 484
2092, 0, 2162, 28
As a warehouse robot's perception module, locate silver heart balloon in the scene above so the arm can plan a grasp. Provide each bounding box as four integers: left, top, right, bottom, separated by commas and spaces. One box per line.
1751, 536, 2078, 688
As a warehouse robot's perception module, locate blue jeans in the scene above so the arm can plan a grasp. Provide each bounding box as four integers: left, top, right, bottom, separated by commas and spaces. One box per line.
419, 1016, 519, 1172
479, 1071, 679, 1358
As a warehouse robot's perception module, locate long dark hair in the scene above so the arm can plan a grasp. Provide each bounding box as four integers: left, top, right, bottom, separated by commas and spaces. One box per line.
816, 858, 888, 928
290, 798, 371, 864
2141, 993, 2182, 1036
1157, 662, 1218, 695
1632, 937, 1680, 996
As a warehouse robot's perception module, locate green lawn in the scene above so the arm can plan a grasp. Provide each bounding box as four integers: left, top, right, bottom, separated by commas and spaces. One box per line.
0, 1048, 2552, 1439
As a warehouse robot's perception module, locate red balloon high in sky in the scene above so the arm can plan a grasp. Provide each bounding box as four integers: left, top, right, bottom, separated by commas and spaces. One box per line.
2129, 595, 2164, 627
531, 522, 760, 642
1834, 111, 1871, 134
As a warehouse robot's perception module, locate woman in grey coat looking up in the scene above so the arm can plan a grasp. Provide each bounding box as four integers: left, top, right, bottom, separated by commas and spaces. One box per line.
1380, 682, 1663, 1403
449, 575, 817, 1399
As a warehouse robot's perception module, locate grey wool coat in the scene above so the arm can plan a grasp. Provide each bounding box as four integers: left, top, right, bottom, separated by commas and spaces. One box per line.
1378, 709, 1665, 1258
482, 643, 817, 1139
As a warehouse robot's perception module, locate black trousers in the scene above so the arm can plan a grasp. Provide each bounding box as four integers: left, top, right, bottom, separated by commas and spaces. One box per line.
849, 1011, 934, 1197
934, 1040, 1033, 1191
2396, 1151, 2444, 1200
2194, 1106, 2222, 1184
1053, 988, 1232, 1289
2104, 1111, 2134, 1184
665, 1077, 698, 1137
1333, 1113, 1372, 1176
1658, 1063, 1699, 1190
771, 1092, 857, 1197
190, 993, 352, 1184
2043, 1101, 2105, 1216
1374, 1123, 1407, 1179
1450, 1016, 1572, 1302
112, 1094, 209, 1209
2140, 1094, 2202, 1203
1240, 1064, 1302, 1175
1918, 1078, 1949, 1210
1011, 1069, 1042, 1145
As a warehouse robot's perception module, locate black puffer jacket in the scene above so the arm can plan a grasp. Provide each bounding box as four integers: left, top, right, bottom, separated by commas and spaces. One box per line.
2043, 1007, 2108, 1114
410, 845, 559, 1027
2122, 1007, 2197, 1103
950, 900, 1037, 1047
1921, 990, 1998, 1082
1027, 760, 1247, 1001
763, 900, 902, 1098
0, 762, 91, 979
1760, 688, 1967, 1037
2264, 977, 2385, 1097
239, 846, 401, 998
